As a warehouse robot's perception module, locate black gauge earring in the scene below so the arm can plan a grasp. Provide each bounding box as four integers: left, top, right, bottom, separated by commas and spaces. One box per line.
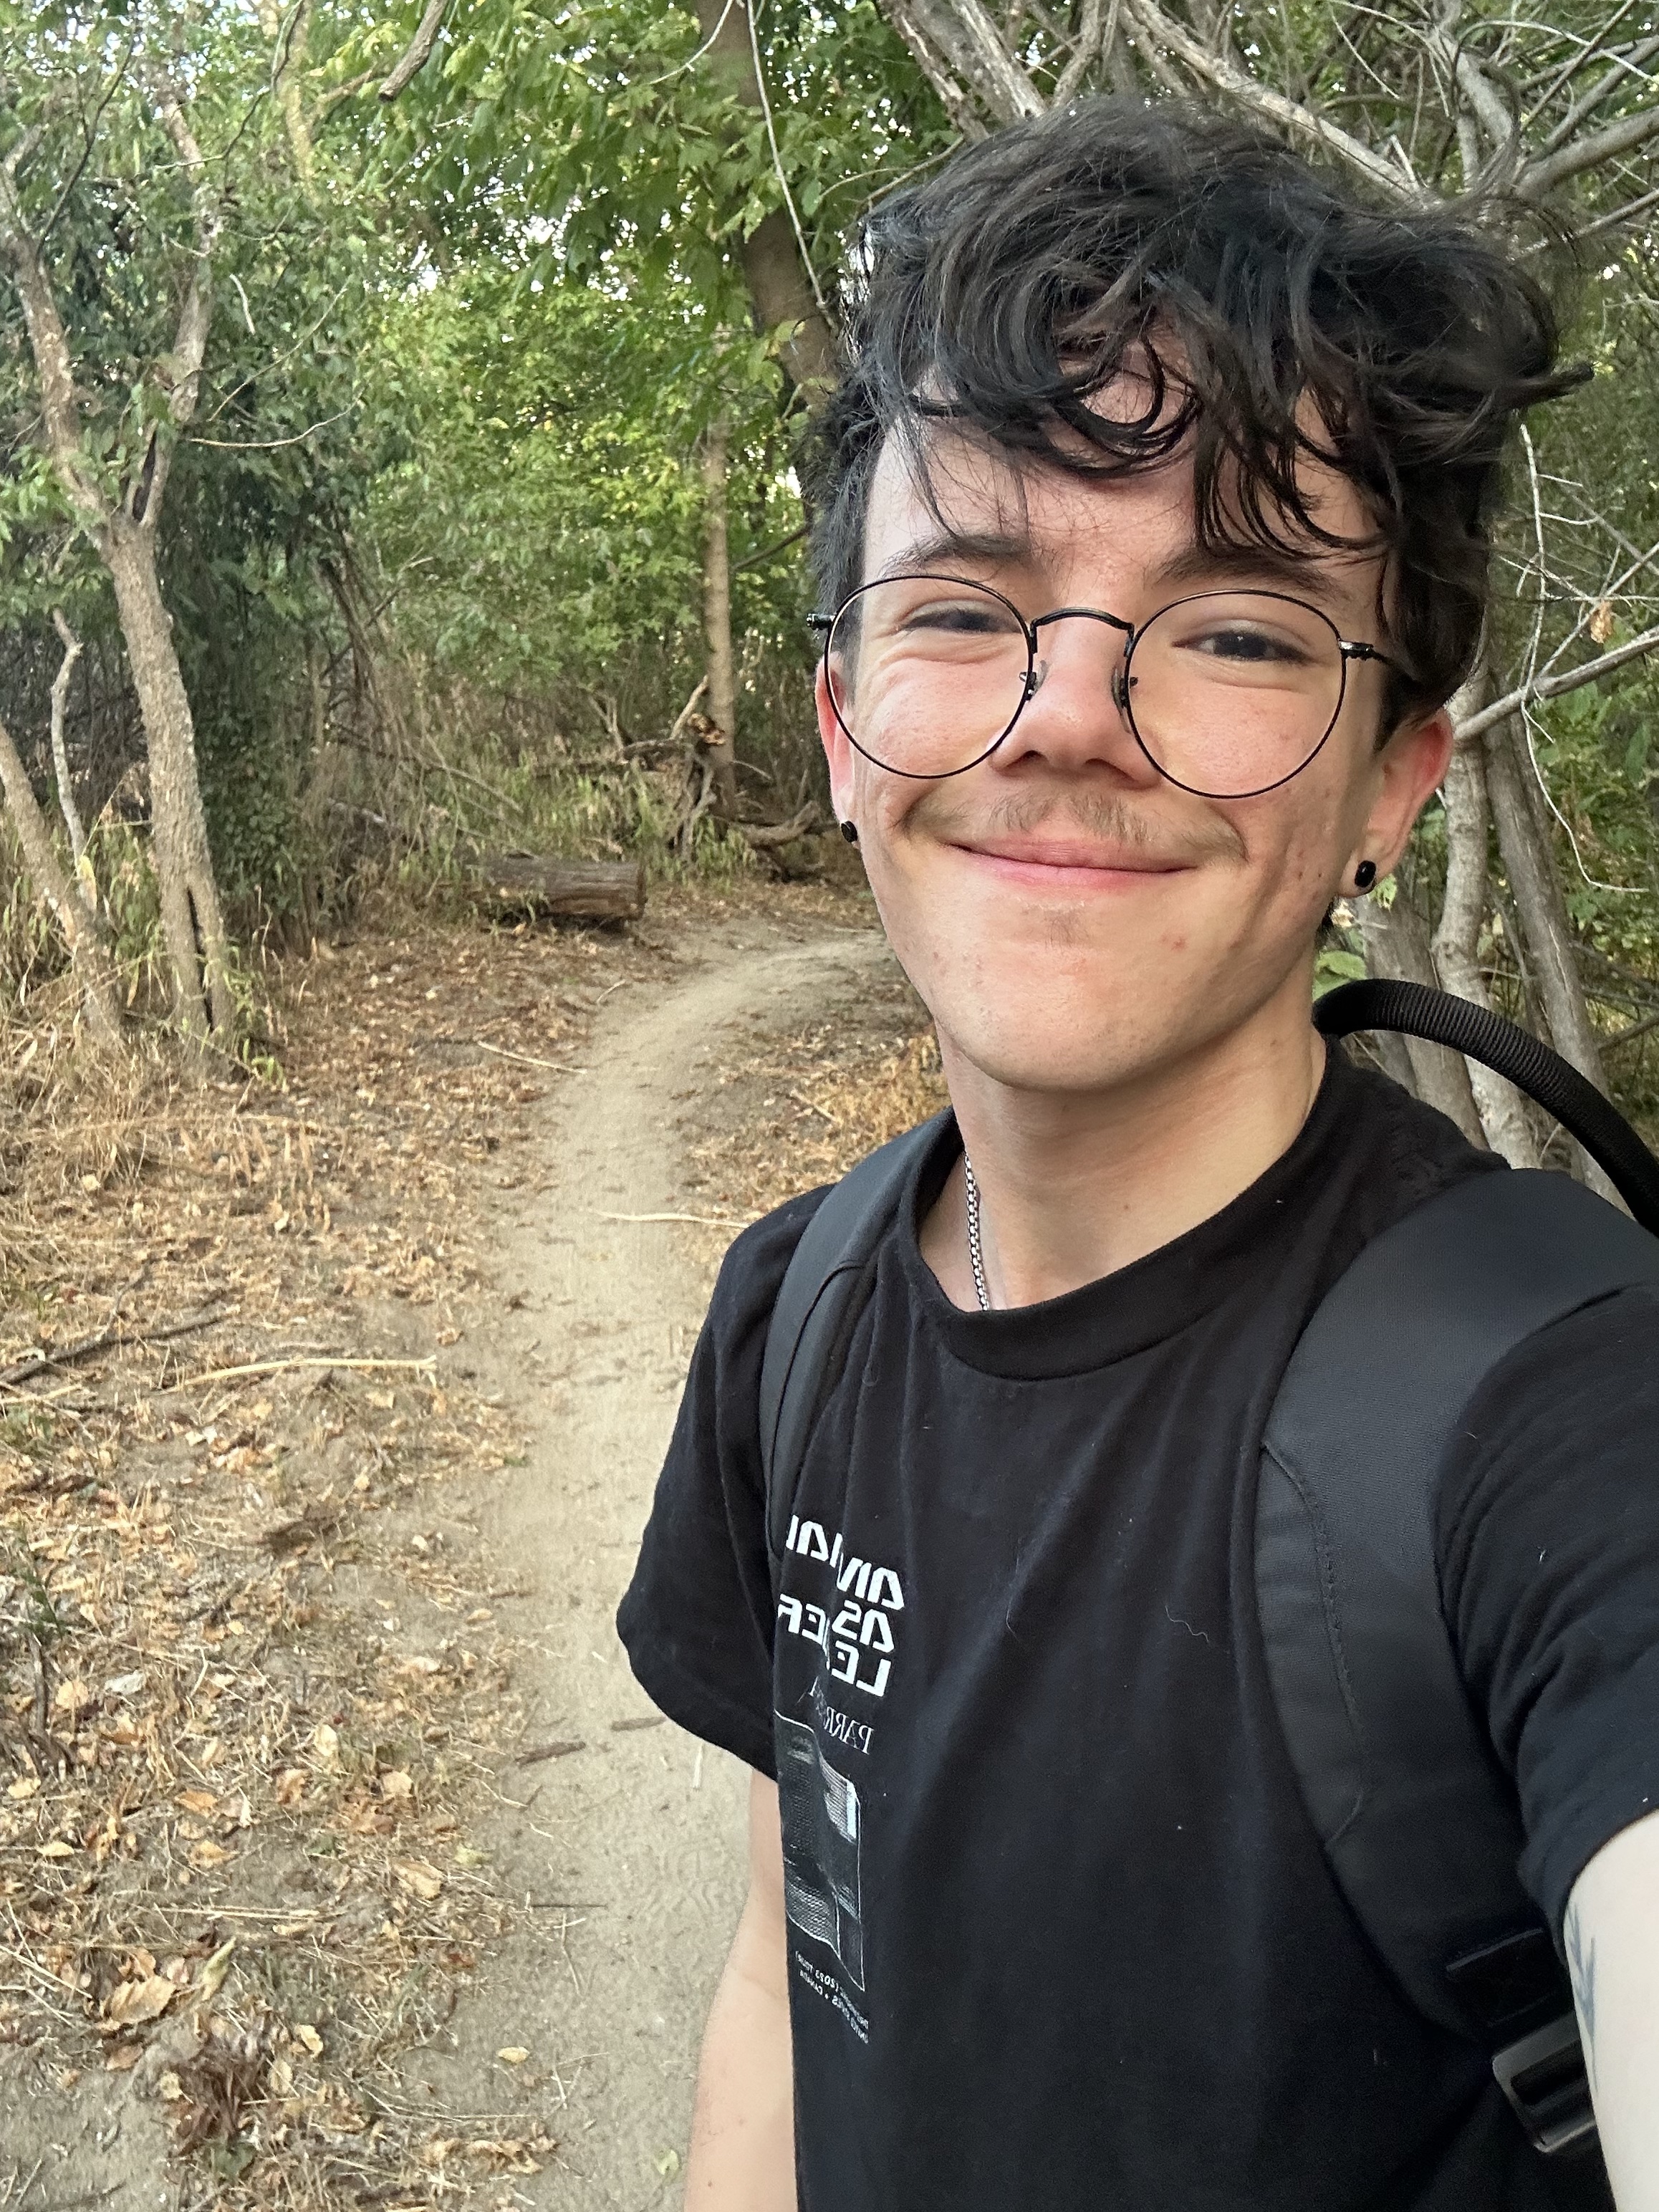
1353, 859, 1377, 891
840, 821, 860, 845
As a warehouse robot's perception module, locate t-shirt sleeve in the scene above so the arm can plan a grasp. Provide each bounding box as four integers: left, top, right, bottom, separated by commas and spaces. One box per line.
615, 1187, 829, 1779
1436, 1284, 1659, 1937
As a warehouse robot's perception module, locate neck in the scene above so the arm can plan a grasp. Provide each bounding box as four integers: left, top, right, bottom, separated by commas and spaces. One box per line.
921, 971, 1327, 1310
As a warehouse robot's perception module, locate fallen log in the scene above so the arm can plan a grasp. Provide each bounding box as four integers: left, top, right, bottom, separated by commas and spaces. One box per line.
736, 804, 821, 851
465, 853, 646, 920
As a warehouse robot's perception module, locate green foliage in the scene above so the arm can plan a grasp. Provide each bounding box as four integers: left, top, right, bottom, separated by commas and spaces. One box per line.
357, 0, 952, 302
371, 262, 809, 684
4, 0, 1658, 999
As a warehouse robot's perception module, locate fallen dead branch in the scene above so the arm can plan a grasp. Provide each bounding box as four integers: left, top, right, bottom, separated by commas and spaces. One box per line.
161, 1353, 438, 1391
593, 1208, 750, 1226
0, 1306, 227, 1391
473, 1038, 586, 1074
735, 804, 821, 852
514, 1739, 585, 1766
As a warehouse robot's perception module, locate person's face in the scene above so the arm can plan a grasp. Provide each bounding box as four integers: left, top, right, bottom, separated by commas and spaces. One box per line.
816, 420, 1451, 1097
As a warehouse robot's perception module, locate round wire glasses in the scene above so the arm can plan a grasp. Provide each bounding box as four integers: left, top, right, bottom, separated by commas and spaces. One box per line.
814, 574, 1404, 800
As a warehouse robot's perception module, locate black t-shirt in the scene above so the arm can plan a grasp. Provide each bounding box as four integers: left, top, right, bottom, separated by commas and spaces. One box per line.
618, 1052, 1659, 2212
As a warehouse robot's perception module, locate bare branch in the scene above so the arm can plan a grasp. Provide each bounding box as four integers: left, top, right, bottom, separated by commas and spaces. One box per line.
49, 610, 87, 865
1520, 0, 1644, 122
1432, 670, 1539, 1164
1054, 0, 1115, 102
881, 0, 990, 134
0, 155, 106, 530
187, 405, 352, 452
314, 67, 378, 119
39, 40, 135, 251
1517, 99, 1659, 198
1121, 6, 1190, 97
747, 0, 833, 322
880, 0, 1012, 128
1425, 15, 1514, 164
1538, 33, 1659, 155
667, 676, 711, 750
122, 66, 225, 535
1567, 181, 1659, 244
1120, 0, 1413, 198
140, 67, 223, 441
954, 0, 1046, 115
0, 706, 123, 1047
379, 0, 450, 101
1453, 625, 1659, 744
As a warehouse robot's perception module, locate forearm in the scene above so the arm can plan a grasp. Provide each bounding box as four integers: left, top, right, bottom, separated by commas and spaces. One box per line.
686, 1771, 796, 2209
1565, 1806, 1659, 2209
686, 1913, 797, 2208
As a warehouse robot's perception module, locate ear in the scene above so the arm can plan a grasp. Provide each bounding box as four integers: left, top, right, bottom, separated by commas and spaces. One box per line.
1349, 706, 1454, 885
817, 659, 859, 825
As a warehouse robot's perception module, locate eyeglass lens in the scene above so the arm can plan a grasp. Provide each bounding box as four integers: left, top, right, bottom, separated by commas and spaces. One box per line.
824, 577, 1347, 798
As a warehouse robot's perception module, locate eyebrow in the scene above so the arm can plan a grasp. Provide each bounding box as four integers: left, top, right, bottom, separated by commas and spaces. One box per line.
874, 526, 1359, 612
872, 528, 1038, 582
1148, 540, 1332, 596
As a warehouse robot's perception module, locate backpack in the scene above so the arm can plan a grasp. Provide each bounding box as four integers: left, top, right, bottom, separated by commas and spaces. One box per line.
757, 978, 1659, 2164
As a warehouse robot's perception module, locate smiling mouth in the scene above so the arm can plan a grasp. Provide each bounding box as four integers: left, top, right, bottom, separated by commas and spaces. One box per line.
950, 837, 1193, 877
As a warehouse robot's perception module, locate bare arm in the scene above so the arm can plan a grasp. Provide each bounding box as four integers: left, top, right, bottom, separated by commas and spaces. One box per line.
686, 1771, 796, 2209
1564, 1804, 1659, 2208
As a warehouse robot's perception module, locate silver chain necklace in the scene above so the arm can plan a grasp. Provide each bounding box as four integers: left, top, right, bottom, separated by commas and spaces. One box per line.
963, 1153, 992, 1312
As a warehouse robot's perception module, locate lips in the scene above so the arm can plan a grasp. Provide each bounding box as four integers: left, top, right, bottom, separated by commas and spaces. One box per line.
949, 835, 1191, 880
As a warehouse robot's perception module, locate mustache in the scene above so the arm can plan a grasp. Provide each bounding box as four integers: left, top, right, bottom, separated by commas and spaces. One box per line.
910, 786, 1245, 865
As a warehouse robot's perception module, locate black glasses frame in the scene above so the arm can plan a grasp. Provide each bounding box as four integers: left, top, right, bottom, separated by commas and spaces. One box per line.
809, 574, 1408, 801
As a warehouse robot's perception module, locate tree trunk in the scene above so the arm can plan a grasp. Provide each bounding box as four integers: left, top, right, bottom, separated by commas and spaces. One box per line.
739, 209, 840, 400
1430, 721, 1540, 1167
49, 610, 87, 865
0, 711, 125, 1049
701, 422, 741, 821
102, 518, 236, 1042
1484, 716, 1618, 1199
260, 0, 317, 193
692, 0, 840, 403
1357, 886, 1487, 1145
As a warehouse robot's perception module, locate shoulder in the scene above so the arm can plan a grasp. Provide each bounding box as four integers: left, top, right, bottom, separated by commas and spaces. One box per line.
1438, 1278, 1659, 1564
1435, 1281, 1659, 1929
1307, 1049, 1503, 1268
1331, 1049, 1499, 1204
706, 1183, 833, 1343
708, 1110, 952, 1341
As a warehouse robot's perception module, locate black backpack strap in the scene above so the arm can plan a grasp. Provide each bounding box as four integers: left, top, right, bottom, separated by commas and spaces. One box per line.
1257, 1165, 1659, 2150
759, 1114, 949, 1574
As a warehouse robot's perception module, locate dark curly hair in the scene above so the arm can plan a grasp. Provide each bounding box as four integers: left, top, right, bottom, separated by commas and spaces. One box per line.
807, 98, 1585, 726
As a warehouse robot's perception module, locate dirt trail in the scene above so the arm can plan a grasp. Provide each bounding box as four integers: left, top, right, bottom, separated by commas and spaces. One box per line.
403, 911, 892, 2205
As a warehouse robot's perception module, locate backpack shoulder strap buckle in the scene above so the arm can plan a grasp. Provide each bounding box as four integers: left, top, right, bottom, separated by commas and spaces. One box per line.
1491, 2016, 1597, 2156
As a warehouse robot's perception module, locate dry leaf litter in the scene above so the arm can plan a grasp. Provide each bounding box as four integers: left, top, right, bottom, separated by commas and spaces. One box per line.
0, 874, 932, 2206
0, 903, 657, 2206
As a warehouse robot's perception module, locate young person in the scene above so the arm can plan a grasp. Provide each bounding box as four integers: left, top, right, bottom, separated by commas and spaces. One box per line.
617, 98, 1659, 2211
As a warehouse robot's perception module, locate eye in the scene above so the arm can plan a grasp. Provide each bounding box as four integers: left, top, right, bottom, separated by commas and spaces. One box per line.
902, 598, 1019, 637
1186, 624, 1311, 666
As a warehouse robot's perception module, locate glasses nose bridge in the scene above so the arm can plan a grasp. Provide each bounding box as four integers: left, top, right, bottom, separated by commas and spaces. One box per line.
1030, 604, 1134, 646
1025, 604, 1136, 719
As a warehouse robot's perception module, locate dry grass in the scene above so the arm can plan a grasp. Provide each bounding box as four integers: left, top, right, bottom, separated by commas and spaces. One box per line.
681, 975, 949, 1227
0, 901, 651, 2206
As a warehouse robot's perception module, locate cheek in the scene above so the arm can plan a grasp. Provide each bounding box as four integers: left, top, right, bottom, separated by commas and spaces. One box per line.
1233, 781, 1355, 907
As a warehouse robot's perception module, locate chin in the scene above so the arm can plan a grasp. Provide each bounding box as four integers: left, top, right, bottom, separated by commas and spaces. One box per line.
938, 1001, 1176, 1097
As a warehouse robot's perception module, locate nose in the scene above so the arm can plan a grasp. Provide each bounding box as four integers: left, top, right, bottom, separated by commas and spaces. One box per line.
999, 610, 1154, 784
